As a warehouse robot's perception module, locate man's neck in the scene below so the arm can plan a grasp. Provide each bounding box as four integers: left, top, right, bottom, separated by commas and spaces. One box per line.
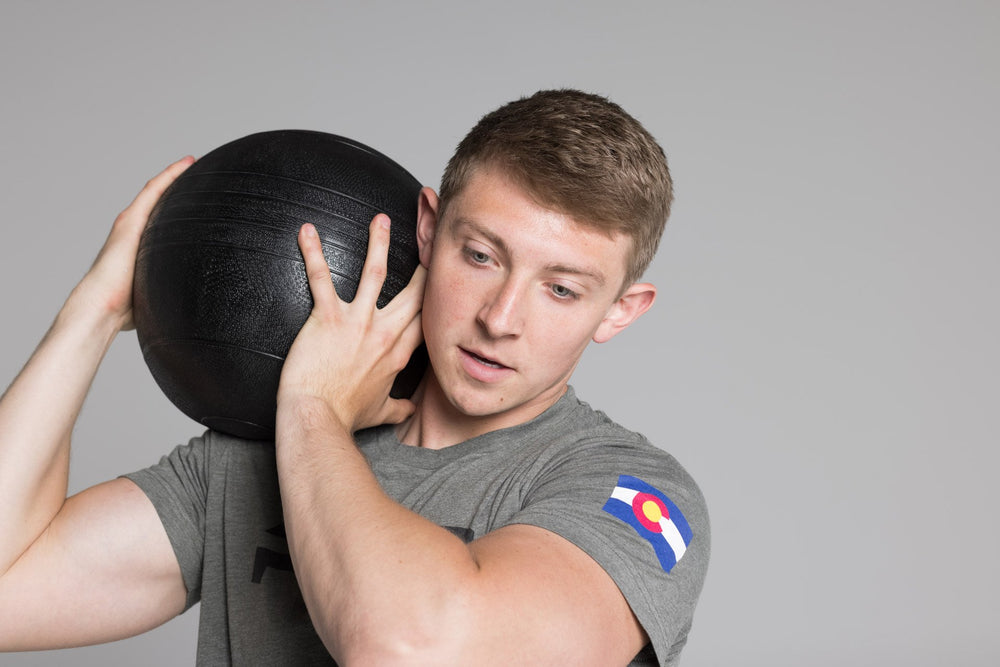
394, 374, 565, 450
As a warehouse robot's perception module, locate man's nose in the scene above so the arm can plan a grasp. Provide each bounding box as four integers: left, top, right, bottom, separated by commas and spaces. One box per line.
476, 279, 526, 338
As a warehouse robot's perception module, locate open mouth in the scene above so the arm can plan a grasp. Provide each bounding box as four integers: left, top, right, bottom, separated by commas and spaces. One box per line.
464, 348, 509, 370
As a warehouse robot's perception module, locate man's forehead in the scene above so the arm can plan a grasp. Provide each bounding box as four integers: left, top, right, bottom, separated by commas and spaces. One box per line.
448, 165, 622, 237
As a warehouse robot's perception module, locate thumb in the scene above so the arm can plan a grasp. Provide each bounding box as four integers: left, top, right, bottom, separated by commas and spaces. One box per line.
378, 398, 417, 427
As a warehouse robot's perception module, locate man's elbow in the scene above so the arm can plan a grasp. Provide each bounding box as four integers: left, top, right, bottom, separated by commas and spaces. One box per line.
330, 626, 469, 666
318, 598, 474, 665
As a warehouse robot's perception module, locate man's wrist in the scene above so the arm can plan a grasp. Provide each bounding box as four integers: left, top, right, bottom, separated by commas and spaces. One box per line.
276, 394, 353, 446
54, 285, 126, 351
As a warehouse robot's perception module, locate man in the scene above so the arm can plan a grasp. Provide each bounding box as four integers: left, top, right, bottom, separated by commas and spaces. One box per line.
0, 89, 709, 665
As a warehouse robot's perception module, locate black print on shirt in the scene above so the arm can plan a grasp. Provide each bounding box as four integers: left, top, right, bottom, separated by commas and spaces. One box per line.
444, 526, 475, 543
251, 523, 475, 583
251, 523, 292, 583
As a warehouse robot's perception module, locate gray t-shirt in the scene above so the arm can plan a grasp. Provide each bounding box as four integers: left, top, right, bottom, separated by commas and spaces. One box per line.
126, 387, 709, 665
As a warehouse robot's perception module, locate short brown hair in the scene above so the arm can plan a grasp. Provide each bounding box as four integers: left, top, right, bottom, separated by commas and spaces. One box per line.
439, 89, 673, 285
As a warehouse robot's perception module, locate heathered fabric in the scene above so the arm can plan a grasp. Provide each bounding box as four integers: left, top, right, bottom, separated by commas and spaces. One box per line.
126, 387, 709, 665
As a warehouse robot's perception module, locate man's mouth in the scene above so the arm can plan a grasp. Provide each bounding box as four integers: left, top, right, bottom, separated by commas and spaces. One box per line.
464, 348, 509, 370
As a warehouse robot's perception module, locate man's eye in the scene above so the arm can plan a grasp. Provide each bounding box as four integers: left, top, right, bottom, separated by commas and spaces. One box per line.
551, 284, 578, 299
467, 249, 491, 264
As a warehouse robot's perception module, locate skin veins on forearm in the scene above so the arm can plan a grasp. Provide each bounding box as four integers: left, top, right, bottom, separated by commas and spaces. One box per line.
276, 400, 478, 662
0, 304, 116, 574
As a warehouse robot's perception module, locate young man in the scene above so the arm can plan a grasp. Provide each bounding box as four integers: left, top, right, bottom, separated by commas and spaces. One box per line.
0, 90, 709, 665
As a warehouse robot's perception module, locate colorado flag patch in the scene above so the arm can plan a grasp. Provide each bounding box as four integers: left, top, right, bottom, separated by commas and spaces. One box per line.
603, 475, 693, 573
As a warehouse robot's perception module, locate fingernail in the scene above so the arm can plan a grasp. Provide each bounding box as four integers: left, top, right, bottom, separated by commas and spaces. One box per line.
380, 216, 391, 231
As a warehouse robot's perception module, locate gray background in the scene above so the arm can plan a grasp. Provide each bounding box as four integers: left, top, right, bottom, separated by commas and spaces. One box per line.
1, 1, 996, 665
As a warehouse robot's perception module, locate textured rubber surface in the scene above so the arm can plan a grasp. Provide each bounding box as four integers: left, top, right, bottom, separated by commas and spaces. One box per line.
133, 130, 426, 440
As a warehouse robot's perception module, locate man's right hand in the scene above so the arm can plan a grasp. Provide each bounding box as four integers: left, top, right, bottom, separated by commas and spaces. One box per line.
70, 156, 195, 332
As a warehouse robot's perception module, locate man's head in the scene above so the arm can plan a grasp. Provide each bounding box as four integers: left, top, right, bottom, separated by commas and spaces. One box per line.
438, 89, 673, 287
411, 90, 670, 435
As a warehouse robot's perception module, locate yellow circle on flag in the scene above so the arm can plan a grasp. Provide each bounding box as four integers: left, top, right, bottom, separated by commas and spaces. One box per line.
642, 499, 663, 523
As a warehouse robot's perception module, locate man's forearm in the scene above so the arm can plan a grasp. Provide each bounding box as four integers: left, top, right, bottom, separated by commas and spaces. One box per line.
275, 397, 479, 664
0, 289, 121, 574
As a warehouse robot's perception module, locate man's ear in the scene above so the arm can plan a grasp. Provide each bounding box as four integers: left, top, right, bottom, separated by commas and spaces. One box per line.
593, 283, 657, 344
416, 187, 440, 268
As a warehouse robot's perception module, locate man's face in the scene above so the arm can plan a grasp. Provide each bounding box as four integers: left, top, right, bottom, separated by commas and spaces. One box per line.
416, 166, 654, 431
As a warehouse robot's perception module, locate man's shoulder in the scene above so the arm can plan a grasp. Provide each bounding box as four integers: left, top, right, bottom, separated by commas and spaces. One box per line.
537, 387, 678, 460
542, 387, 708, 518
124, 429, 279, 501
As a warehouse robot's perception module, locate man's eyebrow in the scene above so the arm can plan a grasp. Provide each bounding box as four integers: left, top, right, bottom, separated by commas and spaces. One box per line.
544, 262, 607, 287
450, 216, 512, 258
451, 216, 608, 287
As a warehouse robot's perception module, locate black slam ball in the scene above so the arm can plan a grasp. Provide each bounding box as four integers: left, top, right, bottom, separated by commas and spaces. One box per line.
133, 130, 426, 440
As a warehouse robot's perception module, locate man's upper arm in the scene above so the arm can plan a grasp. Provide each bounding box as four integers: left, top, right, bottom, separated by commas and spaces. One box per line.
0, 478, 187, 651
459, 523, 648, 665
504, 445, 712, 665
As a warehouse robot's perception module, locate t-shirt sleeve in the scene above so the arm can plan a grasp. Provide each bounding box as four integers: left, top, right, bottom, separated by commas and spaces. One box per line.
507, 436, 710, 666
122, 433, 213, 611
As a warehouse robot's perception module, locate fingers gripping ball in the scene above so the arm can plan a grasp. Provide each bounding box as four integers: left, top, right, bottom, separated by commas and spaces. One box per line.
132, 130, 427, 440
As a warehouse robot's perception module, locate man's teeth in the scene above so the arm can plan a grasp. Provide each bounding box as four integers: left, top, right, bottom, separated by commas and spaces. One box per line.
473, 353, 502, 368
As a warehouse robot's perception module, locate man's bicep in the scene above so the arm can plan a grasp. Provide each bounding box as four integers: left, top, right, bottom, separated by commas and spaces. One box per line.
464, 523, 648, 665
0, 478, 187, 651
